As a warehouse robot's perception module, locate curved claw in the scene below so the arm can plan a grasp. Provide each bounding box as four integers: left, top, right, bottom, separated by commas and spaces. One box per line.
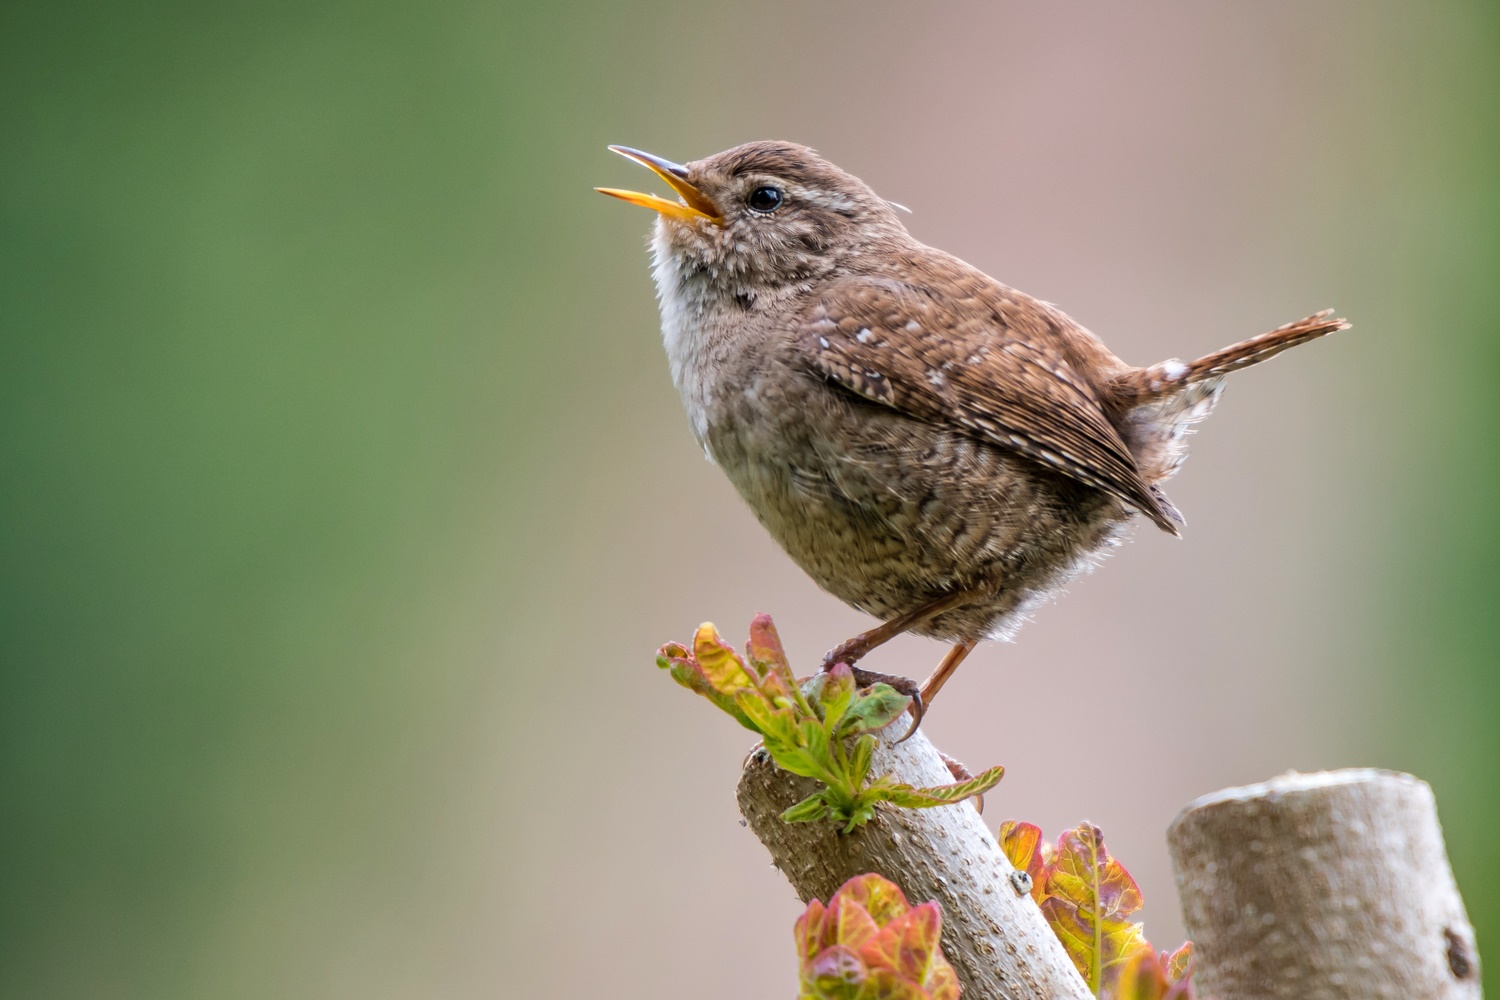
895, 689, 925, 743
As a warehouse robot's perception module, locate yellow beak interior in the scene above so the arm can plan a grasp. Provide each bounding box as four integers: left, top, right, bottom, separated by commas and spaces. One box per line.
596, 146, 722, 224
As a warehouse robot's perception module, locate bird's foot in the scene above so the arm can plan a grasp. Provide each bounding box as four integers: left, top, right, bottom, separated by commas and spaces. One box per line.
820, 636, 871, 674
820, 654, 925, 743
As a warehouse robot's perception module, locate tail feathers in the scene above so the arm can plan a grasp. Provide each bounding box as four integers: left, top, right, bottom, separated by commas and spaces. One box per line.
1148, 484, 1186, 533
1110, 310, 1350, 406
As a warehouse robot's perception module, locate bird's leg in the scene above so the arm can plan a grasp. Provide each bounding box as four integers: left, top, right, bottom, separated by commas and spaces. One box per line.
919, 641, 975, 706
821, 589, 974, 741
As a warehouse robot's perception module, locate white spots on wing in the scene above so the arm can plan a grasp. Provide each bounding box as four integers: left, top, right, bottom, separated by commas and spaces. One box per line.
856, 327, 874, 343
819, 336, 830, 349
926, 369, 946, 387
905, 319, 921, 333
1162, 360, 1188, 379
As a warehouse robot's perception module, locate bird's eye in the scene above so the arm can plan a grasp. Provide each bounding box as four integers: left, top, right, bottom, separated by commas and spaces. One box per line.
747, 186, 783, 213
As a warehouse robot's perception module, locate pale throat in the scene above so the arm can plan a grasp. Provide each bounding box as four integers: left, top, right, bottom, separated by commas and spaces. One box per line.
649, 226, 740, 447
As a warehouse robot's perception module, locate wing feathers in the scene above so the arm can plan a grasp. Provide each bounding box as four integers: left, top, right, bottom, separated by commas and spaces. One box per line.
795, 278, 1180, 534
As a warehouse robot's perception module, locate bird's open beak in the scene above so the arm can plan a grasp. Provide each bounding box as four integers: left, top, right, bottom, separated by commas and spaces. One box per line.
596, 146, 722, 224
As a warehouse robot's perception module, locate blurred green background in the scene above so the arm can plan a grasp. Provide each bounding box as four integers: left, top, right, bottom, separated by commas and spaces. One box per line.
3, 1, 1497, 996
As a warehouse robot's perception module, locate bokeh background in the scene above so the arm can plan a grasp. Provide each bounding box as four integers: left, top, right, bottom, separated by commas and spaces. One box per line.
3, 1, 1498, 996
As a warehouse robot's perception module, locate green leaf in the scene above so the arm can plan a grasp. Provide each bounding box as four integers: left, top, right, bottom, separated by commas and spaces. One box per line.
837, 683, 912, 737
881, 765, 1005, 808
659, 616, 1005, 834
814, 662, 856, 731
849, 735, 876, 787
661, 649, 757, 730
782, 792, 833, 824
799, 717, 833, 776
839, 801, 877, 833
735, 688, 797, 743
766, 743, 835, 783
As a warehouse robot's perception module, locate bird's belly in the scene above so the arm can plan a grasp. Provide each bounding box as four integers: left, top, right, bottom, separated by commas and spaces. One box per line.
707, 384, 1131, 642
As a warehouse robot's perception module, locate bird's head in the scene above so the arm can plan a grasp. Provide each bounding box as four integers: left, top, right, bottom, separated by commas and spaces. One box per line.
597, 141, 908, 289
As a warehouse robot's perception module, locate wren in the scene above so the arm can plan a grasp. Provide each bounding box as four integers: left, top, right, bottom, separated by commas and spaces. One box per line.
599, 141, 1348, 734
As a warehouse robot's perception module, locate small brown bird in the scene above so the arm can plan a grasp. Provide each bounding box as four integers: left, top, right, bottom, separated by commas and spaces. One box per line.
599, 141, 1347, 735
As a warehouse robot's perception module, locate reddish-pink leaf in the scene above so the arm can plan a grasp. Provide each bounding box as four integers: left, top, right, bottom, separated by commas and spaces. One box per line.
794, 874, 960, 1000
795, 899, 827, 966
746, 613, 799, 699
858, 902, 943, 986
860, 967, 930, 1000
819, 891, 882, 953
808, 944, 868, 997
925, 959, 960, 1000
832, 872, 912, 929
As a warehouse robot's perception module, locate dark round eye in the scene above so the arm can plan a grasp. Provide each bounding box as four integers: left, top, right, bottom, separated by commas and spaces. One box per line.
747, 186, 783, 213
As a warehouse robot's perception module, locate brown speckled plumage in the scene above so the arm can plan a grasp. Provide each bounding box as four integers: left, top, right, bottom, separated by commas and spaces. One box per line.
602, 140, 1348, 708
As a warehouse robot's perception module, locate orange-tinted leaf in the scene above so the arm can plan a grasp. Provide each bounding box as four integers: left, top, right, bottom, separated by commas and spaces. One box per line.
1042, 824, 1151, 993
692, 622, 754, 693
1108, 948, 1196, 1000
1111, 949, 1169, 1000
924, 959, 960, 1000
1050, 826, 1143, 918
1166, 942, 1193, 983
998, 820, 1047, 902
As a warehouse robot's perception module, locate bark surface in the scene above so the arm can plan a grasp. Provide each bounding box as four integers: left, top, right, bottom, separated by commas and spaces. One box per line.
1168, 768, 1481, 1000
737, 729, 1091, 1000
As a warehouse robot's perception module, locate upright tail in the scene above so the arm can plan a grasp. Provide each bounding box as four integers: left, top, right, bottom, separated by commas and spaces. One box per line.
1108, 310, 1351, 407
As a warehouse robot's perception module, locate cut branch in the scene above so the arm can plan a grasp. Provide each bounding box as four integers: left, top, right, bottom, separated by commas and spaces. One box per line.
1167, 768, 1481, 1000
737, 728, 1092, 1000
